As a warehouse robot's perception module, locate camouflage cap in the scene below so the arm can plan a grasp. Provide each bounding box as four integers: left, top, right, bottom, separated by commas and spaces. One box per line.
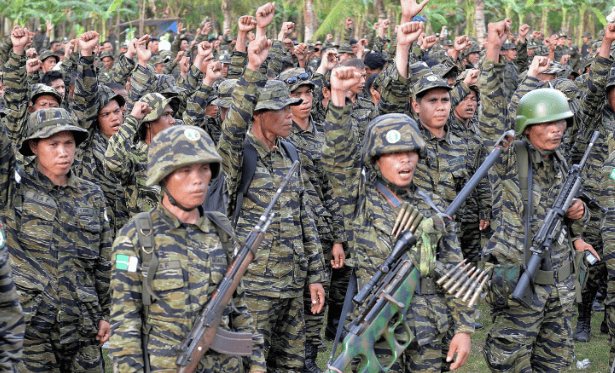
279, 67, 315, 92
150, 54, 163, 66
501, 42, 516, 51
98, 84, 126, 110
159, 50, 174, 63
20, 108, 88, 156
551, 78, 578, 101
543, 62, 565, 75
99, 51, 115, 60
430, 64, 459, 80
583, 32, 592, 38
141, 93, 180, 123
218, 52, 231, 64
362, 113, 426, 166
607, 67, 615, 91
255, 80, 302, 111
408, 61, 432, 89
146, 125, 222, 186
527, 42, 539, 50
212, 79, 237, 108
39, 50, 59, 63
338, 43, 354, 54
155, 74, 187, 96
30, 83, 63, 105
413, 73, 452, 97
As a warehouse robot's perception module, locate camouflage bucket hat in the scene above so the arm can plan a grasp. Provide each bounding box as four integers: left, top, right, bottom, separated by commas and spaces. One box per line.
413, 73, 452, 97
99, 51, 115, 60
141, 93, 180, 123
155, 74, 187, 96
338, 43, 354, 54
160, 50, 174, 63
362, 113, 426, 166
255, 80, 302, 111
20, 108, 88, 156
99, 84, 126, 109
30, 83, 63, 105
39, 50, 59, 63
431, 64, 459, 80
212, 79, 237, 108
543, 62, 565, 75
408, 61, 432, 89
146, 125, 222, 186
279, 67, 315, 92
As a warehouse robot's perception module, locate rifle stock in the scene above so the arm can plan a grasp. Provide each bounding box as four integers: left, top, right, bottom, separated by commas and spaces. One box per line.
511, 131, 600, 307
175, 161, 300, 373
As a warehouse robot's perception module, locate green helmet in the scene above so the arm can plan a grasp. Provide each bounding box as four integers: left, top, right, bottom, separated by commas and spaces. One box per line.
146, 125, 222, 187
514, 88, 573, 136
362, 113, 425, 166
20, 108, 88, 156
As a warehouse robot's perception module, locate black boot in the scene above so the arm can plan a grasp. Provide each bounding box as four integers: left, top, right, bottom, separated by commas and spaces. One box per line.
602, 309, 609, 334
574, 303, 592, 342
303, 344, 323, 373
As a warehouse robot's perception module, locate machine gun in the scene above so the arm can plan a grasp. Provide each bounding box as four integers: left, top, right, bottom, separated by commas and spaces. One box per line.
327, 131, 514, 373
511, 131, 600, 307
175, 161, 300, 373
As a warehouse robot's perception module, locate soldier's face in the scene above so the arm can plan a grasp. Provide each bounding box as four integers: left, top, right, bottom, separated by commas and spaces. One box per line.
41, 57, 57, 73
524, 120, 566, 153
164, 163, 212, 210
30, 131, 76, 184
376, 151, 419, 187
221, 63, 229, 78
349, 67, 366, 95
205, 104, 218, 118
147, 105, 175, 143
180, 40, 189, 51
468, 53, 480, 65
155, 63, 165, 74
150, 41, 159, 53
503, 49, 517, 61
98, 100, 123, 137
31, 95, 60, 112
290, 86, 313, 120
102, 57, 114, 69
256, 106, 293, 138
413, 89, 451, 133
49, 78, 65, 97
454, 90, 477, 122
608, 88, 615, 111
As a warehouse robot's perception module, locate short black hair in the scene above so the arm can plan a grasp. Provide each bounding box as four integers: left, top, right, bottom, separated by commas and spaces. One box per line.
363, 52, 386, 70
41, 71, 64, 87
365, 73, 379, 92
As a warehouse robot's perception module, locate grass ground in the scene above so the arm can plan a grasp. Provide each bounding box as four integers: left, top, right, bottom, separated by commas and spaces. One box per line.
103, 301, 612, 372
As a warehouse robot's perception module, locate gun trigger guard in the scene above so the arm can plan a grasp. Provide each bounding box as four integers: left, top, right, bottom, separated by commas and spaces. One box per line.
379, 291, 405, 308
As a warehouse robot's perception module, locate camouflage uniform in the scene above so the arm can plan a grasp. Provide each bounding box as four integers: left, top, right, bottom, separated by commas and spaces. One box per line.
321, 103, 474, 372
96, 51, 115, 85
477, 54, 609, 373
501, 43, 519, 104
109, 125, 266, 372
1, 108, 112, 372
72, 55, 129, 237
0, 223, 24, 373
105, 93, 178, 217
217, 69, 326, 372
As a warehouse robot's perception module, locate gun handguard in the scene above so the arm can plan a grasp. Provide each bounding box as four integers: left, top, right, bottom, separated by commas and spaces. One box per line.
175, 161, 300, 373
512, 131, 599, 307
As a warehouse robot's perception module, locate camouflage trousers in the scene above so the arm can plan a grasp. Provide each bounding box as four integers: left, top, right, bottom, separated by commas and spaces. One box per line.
581, 231, 606, 306
483, 280, 576, 373
244, 294, 304, 373
19, 325, 103, 373
304, 240, 332, 346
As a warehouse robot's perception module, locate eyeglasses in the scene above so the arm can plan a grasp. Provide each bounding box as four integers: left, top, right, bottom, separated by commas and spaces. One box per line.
282, 72, 310, 85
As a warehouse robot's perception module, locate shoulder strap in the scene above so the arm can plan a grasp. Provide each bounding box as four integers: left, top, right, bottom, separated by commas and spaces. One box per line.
205, 211, 237, 263
375, 180, 404, 208
280, 139, 300, 163
134, 211, 156, 373
514, 140, 533, 264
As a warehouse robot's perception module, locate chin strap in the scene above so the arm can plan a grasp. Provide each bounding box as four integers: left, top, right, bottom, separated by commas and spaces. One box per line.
161, 185, 197, 212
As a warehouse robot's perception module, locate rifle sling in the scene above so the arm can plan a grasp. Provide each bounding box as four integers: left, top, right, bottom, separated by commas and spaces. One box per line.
328, 270, 357, 366
135, 211, 156, 373
514, 140, 533, 268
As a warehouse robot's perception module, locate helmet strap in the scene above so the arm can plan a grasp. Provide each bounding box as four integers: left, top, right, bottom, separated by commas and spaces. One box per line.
161, 185, 197, 212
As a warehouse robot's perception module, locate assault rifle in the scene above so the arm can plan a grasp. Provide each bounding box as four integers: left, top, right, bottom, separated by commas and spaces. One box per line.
511, 131, 600, 307
175, 161, 300, 373
327, 131, 514, 373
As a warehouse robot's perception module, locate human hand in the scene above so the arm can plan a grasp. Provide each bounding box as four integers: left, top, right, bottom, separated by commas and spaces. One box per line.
309, 283, 325, 314
447, 332, 471, 370
79, 31, 100, 56
11, 25, 30, 55
96, 320, 110, 344
565, 199, 584, 220
331, 243, 345, 269
131, 101, 153, 120
246, 36, 272, 71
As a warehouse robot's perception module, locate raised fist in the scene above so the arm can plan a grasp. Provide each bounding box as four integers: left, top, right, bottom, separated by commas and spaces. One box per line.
454, 35, 471, 52
26, 58, 41, 74
131, 102, 153, 120
256, 3, 276, 30
79, 31, 100, 56
527, 55, 550, 77
11, 26, 30, 54
331, 66, 360, 91
238, 16, 257, 33
247, 36, 272, 71
487, 19, 512, 48
345, 18, 353, 29
397, 22, 424, 47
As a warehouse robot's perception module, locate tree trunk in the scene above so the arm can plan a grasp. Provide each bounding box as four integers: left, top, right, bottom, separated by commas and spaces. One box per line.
541, 2, 549, 37
474, 0, 486, 45
222, 0, 231, 32
304, 0, 315, 41
139, 0, 146, 37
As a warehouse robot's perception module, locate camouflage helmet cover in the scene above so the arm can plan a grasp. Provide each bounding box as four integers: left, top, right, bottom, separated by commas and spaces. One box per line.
20, 108, 88, 156
255, 80, 302, 111
99, 51, 115, 60
146, 125, 222, 186
363, 113, 426, 166
514, 88, 573, 136
338, 43, 354, 54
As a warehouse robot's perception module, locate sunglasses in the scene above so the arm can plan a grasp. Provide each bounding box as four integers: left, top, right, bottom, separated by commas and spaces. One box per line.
282, 72, 310, 85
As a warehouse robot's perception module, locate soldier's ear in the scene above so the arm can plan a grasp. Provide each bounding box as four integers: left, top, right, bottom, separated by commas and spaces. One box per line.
28, 104, 34, 113
29, 139, 39, 156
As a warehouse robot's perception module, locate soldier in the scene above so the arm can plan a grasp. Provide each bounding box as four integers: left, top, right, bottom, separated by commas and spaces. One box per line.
109, 124, 266, 373
322, 60, 471, 372
501, 42, 519, 102
216, 15, 326, 369
1, 107, 112, 372
39, 49, 59, 73
105, 92, 179, 217
478, 19, 611, 372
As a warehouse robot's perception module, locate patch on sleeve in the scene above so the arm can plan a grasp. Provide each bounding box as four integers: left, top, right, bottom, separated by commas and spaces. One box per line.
116, 255, 138, 272
610, 168, 615, 181
104, 207, 110, 223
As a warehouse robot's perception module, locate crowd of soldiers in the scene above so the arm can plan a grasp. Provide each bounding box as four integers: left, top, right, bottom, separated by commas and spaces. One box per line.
2, 0, 615, 372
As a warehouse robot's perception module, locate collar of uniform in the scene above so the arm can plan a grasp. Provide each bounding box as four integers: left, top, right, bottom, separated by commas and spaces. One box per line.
156, 203, 211, 231
418, 120, 452, 144
247, 131, 283, 157
291, 119, 316, 134
525, 138, 554, 166
31, 161, 78, 189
